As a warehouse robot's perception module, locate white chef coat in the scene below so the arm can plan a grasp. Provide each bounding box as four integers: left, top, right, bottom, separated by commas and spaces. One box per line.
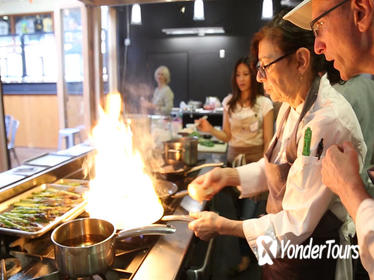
236, 75, 366, 271
356, 198, 374, 279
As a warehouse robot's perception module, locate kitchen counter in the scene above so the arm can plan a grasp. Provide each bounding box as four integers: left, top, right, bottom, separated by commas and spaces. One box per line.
133, 196, 202, 280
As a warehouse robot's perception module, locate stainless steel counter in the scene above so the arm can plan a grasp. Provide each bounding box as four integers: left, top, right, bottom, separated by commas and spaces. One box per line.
133, 196, 203, 280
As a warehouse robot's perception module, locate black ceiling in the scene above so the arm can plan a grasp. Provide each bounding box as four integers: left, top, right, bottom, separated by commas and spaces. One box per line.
117, 0, 295, 39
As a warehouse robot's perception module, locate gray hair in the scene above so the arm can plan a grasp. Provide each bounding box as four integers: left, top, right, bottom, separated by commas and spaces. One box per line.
154, 65, 171, 84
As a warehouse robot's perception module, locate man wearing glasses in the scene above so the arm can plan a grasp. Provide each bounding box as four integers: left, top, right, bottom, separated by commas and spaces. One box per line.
284, 0, 374, 278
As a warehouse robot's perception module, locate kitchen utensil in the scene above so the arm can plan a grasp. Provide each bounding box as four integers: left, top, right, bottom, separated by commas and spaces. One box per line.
51, 218, 175, 277
161, 215, 194, 222
153, 179, 189, 204
164, 137, 198, 166
155, 162, 224, 181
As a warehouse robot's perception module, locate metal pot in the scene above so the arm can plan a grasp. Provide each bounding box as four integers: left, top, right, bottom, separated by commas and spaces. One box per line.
164, 137, 198, 166
51, 218, 175, 277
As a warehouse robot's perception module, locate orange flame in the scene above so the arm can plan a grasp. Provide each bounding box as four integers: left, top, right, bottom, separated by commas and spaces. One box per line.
85, 92, 164, 230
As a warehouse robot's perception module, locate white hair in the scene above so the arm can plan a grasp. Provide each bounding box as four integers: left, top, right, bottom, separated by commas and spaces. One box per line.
154, 65, 171, 84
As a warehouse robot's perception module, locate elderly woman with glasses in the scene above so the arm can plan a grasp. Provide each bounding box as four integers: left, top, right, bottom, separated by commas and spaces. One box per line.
186, 10, 366, 280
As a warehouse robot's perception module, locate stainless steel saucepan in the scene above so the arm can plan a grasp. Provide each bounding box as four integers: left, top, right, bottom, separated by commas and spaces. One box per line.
51, 218, 175, 277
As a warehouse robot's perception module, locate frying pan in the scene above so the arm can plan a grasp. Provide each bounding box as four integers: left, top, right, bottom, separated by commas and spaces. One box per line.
51, 218, 175, 277
155, 162, 224, 181
153, 179, 189, 204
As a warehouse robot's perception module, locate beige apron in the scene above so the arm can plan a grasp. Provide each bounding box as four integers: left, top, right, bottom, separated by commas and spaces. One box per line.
227, 145, 264, 166
228, 105, 263, 164
262, 78, 342, 279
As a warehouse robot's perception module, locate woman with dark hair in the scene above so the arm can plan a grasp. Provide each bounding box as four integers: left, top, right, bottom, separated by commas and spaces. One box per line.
187, 10, 366, 279
196, 56, 274, 164
196, 56, 274, 274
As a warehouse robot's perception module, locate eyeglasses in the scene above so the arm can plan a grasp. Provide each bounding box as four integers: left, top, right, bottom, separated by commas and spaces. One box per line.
310, 0, 350, 37
256, 52, 295, 79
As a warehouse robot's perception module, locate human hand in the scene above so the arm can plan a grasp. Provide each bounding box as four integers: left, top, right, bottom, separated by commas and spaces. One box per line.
321, 141, 362, 196
188, 167, 227, 202
188, 211, 220, 241
195, 117, 213, 133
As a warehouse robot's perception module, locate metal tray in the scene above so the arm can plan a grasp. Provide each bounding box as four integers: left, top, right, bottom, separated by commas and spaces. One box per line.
53, 178, 90, 188
0, 183, 88, 238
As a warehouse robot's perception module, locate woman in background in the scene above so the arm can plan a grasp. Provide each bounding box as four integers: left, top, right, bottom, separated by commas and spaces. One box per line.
196, 56, 274, 164
141, 65, 174, 115
196, 56, 274, 274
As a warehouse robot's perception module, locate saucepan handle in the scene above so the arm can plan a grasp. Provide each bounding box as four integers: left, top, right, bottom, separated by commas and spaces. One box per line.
116, 224, 176, 240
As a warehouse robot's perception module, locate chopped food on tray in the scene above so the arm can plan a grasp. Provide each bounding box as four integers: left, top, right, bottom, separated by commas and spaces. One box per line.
0, 187, 84, 232
53, 179, 89, 188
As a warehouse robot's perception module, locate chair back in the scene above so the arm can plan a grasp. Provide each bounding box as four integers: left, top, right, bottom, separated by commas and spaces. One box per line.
8, 119, 19, 150
5, 115, 12, 140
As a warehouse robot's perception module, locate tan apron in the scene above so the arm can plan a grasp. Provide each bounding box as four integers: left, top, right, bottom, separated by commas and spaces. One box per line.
227, 105, 264, 165
262, 78, 342, 279
227, 145, 264, 166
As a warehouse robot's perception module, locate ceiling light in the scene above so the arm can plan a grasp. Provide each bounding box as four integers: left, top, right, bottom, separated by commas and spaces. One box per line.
162, 27, 224, 36
262, 0, 273, 20
131, 4, 142, 25
193, 0, 205, 21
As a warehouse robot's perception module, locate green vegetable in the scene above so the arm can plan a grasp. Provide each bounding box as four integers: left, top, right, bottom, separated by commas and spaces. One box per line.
189, 131, 200, 138
199, 139, 214, 147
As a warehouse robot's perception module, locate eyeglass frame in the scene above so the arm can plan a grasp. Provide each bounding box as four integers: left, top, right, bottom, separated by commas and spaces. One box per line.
310, 0, 350, 37
256, 51, 295, 79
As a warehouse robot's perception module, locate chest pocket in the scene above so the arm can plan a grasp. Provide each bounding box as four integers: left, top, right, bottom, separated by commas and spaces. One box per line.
287, 155, 322, 192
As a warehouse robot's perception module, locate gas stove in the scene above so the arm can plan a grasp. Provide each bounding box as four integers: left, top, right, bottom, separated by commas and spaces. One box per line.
1, 187, 186, 280
5, 230, 160, 280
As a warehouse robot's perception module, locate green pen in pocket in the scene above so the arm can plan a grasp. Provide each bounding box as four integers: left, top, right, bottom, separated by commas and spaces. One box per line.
302, 127, 312, 156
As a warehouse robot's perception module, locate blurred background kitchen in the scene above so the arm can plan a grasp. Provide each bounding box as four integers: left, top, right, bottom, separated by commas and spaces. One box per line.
0, 0, 300, 171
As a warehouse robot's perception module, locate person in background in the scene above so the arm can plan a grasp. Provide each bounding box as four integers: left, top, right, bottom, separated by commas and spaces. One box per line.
187, 10, 366, 279
333, 75, 374, 197
284, 0, 374, 277
141, 65, 174, 115
196, 56, 274, 274
196, 56, 274, 165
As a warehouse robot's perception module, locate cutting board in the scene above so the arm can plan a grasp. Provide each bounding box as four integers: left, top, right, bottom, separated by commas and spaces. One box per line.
198, 143, 227, 153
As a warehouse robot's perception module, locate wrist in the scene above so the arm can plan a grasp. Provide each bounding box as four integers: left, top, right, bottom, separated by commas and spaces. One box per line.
223, 168, 239, 186
216, 215, 227, 235
341, 179, 370, 222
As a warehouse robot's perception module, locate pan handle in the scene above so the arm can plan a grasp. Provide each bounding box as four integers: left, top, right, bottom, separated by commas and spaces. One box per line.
116, 224, 176, 240
185, 162, 224, 175
171, 189, 189, 199
161, 215, 195, 222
